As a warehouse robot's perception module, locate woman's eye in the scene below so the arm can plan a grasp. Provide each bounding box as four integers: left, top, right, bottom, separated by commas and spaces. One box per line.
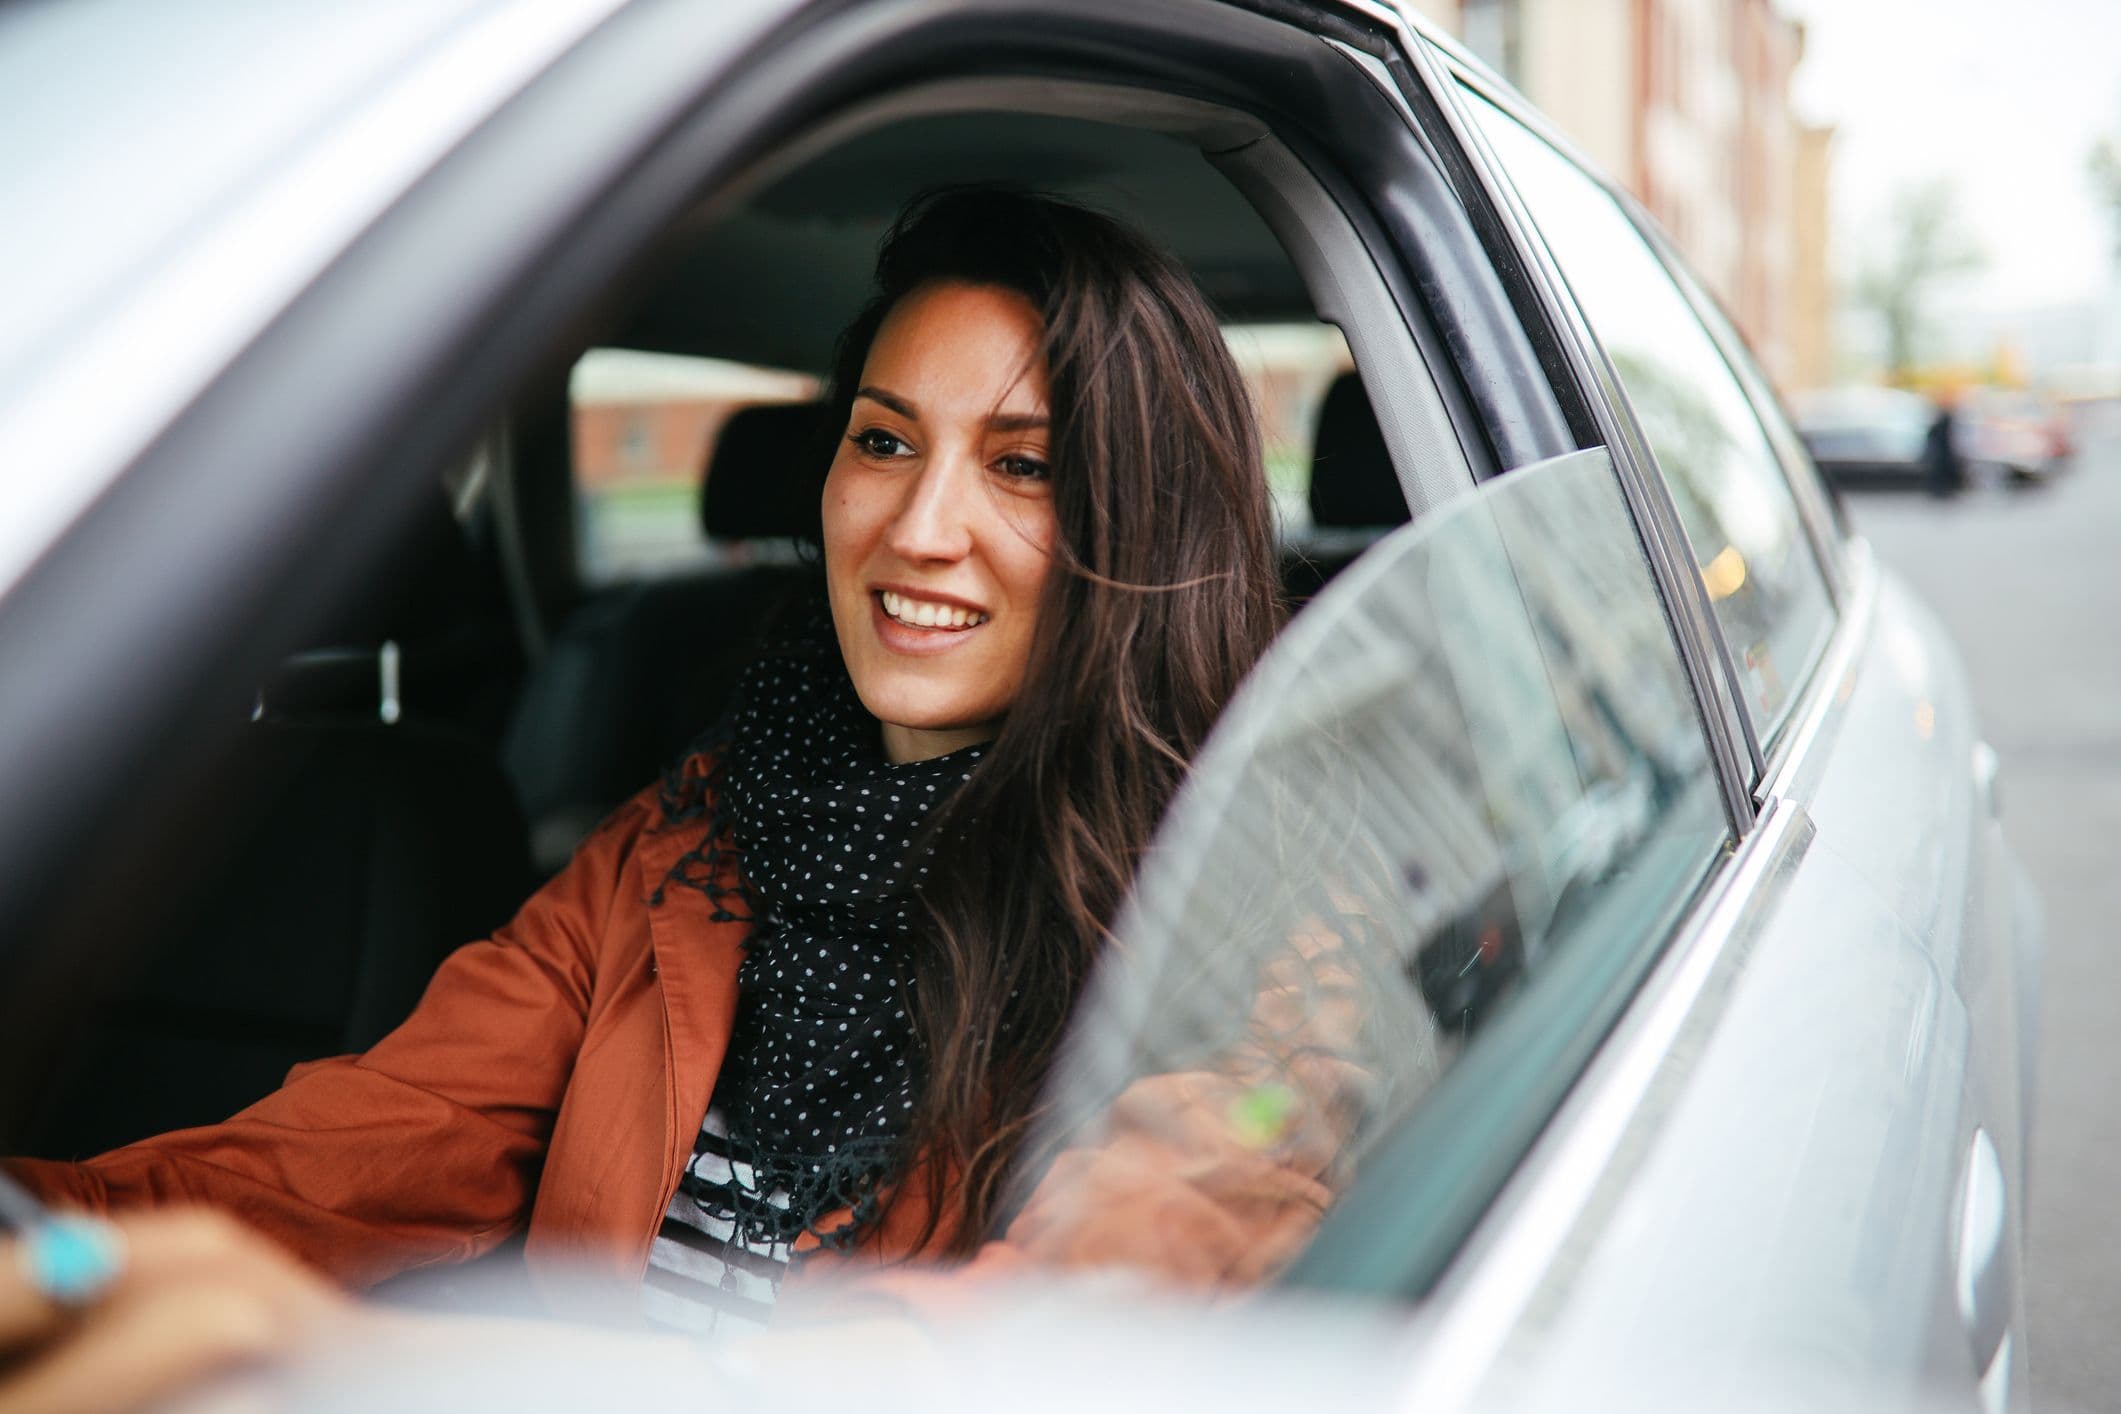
995, 454, 1050, 482
849, 428, 912, 459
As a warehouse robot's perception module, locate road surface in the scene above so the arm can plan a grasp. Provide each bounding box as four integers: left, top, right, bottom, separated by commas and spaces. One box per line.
1845, 409, 2121, 1412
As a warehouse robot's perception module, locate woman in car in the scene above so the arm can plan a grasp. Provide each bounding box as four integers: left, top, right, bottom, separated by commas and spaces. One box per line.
6, 188, 1311, 1338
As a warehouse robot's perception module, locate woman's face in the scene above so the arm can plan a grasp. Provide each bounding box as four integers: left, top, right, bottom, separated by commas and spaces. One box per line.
823, 280, 1058, 763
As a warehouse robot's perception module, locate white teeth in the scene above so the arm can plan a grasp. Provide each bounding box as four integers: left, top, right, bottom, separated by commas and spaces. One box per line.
878, 590, 989, 630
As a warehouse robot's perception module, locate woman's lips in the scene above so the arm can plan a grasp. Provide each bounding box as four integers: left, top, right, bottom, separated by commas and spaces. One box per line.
870, 590, 987, 656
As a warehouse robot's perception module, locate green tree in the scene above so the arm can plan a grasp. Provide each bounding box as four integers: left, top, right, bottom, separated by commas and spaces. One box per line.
1852, 180, 1985, 380
2089, 135, 2121, 267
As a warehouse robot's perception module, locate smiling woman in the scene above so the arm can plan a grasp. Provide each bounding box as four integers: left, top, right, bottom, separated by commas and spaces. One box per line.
791, 189, 1284, 1268
6, 186, 1286, 1339
645, 189, 1290, 1308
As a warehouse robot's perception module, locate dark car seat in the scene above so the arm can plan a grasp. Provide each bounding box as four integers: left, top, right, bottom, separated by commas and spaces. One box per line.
503, 401, 825, 872
23, 490, 537, 1159
1282, 371, 1409, 607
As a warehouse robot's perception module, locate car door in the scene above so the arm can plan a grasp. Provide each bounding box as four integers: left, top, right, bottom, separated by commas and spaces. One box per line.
1013, 9, 2028, 1410
1339, 30, 2030, 1413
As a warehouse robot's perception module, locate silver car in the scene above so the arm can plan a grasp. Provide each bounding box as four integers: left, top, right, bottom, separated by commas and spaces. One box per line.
0, 1, 2037, 1411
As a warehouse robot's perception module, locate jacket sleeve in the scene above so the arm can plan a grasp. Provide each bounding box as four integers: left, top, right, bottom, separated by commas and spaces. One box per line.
4, 789, 661, 1289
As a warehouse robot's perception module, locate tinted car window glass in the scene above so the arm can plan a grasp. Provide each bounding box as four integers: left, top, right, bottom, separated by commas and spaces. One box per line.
1465, 92, 1833, 740
1036, 447, 1727, 1281
569, 349, 817, 585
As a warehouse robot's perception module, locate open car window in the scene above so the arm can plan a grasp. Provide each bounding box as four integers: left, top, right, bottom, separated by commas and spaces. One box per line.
1032, 445, 1728, 1290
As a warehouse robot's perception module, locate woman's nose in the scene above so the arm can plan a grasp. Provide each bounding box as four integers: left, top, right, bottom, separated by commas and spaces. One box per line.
883, 454, 976, 563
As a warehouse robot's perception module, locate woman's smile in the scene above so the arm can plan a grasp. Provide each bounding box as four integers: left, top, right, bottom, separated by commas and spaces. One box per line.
875, 587, 990, 632
868, 588, 992, 658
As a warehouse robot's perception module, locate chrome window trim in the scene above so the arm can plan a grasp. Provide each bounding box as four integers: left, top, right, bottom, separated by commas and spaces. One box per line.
1387, 29, 1761, 830
1394, 793, 1815, 1408
1755, 536, 1879, 807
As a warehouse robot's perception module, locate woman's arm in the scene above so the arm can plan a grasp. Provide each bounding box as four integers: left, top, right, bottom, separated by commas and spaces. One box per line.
5, 790, 661, 1289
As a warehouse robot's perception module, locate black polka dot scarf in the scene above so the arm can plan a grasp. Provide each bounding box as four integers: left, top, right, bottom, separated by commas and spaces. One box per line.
655, 624, 982, 1252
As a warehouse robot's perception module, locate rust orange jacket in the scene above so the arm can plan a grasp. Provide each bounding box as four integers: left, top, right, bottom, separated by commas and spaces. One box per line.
9, 774, 1336, 1298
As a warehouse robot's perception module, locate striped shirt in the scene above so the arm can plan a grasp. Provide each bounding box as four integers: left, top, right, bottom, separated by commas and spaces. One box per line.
640, 1105, 794, 1337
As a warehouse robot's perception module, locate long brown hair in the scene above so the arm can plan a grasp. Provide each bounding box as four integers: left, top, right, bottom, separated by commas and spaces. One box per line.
818, 188, 1282, 1253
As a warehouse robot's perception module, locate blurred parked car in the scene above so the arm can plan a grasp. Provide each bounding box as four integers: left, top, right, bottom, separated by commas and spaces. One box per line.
0, 1, 2038, 1411
1789, 385, 1962, 492
1959, 386, 2073, 483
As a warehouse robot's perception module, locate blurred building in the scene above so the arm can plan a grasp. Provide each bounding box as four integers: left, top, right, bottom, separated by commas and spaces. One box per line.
1790, 122, 1834, 389
1409, 0, 1831, 391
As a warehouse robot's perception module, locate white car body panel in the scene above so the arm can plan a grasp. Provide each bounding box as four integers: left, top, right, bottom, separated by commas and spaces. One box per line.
1403, 557, 2035, 1412
0, 0, 633, 599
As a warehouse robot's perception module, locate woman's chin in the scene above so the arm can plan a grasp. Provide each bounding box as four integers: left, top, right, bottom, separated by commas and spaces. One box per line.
865, 700, 1002, 763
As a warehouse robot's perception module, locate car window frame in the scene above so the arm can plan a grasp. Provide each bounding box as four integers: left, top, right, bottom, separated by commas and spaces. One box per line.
1296, 34, 1580, 478
1451, 80, 1842, 763
1269, 5, 1877, 1332
0, 0, 1507, 1108
1406, 41, 1772, 814
1183, 4, 1767, 1303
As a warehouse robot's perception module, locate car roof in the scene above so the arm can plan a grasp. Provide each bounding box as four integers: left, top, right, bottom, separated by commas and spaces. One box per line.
0, 0, 654, 599
611, 108, 1309, 371
0, 0, 515, 389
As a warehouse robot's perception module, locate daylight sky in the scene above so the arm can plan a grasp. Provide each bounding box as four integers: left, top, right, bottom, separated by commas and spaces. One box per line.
1779, 0, 2121, 314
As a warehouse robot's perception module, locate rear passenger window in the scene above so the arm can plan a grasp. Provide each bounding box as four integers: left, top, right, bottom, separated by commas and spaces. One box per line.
1464, 92, 1834, 743
1042, 445, 1728, 1289
1221, 322, 1355, 536
569, 348, 817, 585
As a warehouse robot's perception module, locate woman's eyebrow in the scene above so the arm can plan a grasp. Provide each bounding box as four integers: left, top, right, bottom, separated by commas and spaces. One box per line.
856, 386, 1047, 434
854, 386, 917, 419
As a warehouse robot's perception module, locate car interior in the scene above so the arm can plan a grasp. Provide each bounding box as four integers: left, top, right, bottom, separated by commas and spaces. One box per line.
17, 93, 1443, 1162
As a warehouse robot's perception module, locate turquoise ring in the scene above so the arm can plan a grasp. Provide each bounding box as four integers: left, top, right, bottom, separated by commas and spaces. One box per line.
20, 1216, 125, 1308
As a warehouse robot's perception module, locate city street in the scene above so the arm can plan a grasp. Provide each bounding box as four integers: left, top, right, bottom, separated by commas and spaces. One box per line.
1845, 411, 2121, 1411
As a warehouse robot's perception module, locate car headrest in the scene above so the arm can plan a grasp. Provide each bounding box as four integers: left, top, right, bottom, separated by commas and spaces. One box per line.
1309, 372, 1409, 530
702, 401, 828, 542
258, 483, 481, 722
